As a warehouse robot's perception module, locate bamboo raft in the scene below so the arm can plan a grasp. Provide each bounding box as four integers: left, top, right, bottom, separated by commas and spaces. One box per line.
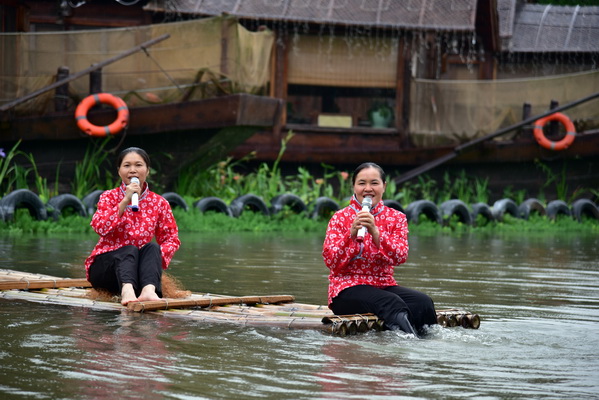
0, 269, 480, 335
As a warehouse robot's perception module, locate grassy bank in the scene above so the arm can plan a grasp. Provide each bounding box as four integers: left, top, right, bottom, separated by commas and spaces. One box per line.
1, 208, 597, 236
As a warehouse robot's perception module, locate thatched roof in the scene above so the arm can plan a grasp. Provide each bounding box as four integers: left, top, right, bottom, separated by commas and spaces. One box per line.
145, 0, 479, 31
145, 0, 599, 53
498, 0, 599, 53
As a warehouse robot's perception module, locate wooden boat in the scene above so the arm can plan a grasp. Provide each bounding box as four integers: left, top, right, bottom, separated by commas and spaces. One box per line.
1, 93, 283, 182
0, 269, 479, 335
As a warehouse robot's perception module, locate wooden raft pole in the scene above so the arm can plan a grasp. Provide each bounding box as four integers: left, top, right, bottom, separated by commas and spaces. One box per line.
0, 278, 91, 290
128, 295, 295, 312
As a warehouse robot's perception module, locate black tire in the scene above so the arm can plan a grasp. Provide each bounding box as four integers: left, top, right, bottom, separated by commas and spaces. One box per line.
47, 194, 87, 220
492, 198, 519, 221
194, 197, 233, 217
162, 192, 189, 212
518, 198, 546, 220
470, 202, 495, 225
0, 189, 48, 221
440, 199, 473, 225
82, 190, 104, 216
571, 199, 599, 222
546, 200, 571, 220
270, 193, 308, 215
229, 194, 270, 218
383, 199, 405, 213
309, 196, 340, 220
405, 200, 442, 224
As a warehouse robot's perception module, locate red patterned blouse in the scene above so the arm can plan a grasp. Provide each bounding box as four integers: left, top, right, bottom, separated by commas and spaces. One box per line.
84, 182, 181, 280
322, 196, 409, 306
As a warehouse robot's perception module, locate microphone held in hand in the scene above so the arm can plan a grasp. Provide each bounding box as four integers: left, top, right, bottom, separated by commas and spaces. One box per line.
356, 197, 372, 242
130, 177, 140, 212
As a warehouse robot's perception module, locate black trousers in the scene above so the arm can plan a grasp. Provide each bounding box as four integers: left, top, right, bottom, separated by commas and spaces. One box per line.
330, 285, 437, 332
89, 243, 163, 297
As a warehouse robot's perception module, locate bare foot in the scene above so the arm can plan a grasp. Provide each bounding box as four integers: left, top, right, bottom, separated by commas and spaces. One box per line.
138, 284, 161, 302
121, 283, 138, 306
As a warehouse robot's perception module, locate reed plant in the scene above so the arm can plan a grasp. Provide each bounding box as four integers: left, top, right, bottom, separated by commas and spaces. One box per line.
0, 141, 22, 197
71, 138, 114, 199
18, 152, 60, 203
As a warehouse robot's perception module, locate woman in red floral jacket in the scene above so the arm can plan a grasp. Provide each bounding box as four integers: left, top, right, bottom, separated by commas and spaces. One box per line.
322, 162, 437, 336
85, 147, 180, 306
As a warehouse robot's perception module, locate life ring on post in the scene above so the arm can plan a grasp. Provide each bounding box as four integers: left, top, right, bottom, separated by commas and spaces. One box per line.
75, 93, 129, 137
533, 112, 576, 151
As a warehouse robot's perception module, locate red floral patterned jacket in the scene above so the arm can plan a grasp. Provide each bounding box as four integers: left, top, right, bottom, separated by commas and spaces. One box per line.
322, 196, 409, 306
84, 182, 180, 280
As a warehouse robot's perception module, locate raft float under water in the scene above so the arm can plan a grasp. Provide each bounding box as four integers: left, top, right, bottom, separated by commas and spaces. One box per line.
0, 269, 479, 335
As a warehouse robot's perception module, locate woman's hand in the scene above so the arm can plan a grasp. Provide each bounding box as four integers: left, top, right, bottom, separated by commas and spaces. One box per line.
352, 210, 380, 246
125, 179, 141, 200
118, 180, 141, 216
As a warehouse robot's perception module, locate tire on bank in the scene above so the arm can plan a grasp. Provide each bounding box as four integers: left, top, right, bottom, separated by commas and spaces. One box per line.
47, 194, 88, 220
229, 194, 270, 218
470, 202, 495, 225
492, 198, 519, 221
0, 189, 48, 221
405, 200, 442, 224
82, 190, 104, 216
162, 192, 189, 212
383, 199, 405, 213
571, 198, 599, 222
194, 197, 233, 217
309, 196, 339, 220
270, 193, 308, 215
440, 199, 473, 225
546, 200, 572, 220
518, 198, 546, 220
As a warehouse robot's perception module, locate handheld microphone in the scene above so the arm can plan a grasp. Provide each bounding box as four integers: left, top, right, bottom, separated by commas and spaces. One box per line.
130, 177, 140, 212
356, 197, 372, 242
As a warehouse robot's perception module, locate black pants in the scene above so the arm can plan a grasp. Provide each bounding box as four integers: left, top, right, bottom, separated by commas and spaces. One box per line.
330, 285, 437, 332
89, 243, 162, 297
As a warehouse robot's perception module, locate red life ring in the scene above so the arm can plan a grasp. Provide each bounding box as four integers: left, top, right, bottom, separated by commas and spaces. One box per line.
533, 112, 576, 151
75, 93, 129, 137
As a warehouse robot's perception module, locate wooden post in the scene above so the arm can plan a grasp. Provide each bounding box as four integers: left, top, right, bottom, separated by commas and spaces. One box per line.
54, 66, 70, 112
271, 29, 288, 143
395, 35, 412, 147
90, 68, 102, 94
521, 102, 531, 139
220, 18, 230, 76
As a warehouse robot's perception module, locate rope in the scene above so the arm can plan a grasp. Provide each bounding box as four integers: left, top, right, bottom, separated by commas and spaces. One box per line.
19, 278, 30, 289
141, 47, 184, 95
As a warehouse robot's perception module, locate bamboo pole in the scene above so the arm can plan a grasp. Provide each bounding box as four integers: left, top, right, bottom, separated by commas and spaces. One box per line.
0, 278, 91, 290
128, 294, 295, 312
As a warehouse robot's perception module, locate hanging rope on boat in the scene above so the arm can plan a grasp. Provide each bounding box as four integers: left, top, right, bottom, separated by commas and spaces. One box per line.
141, 47, 185, 95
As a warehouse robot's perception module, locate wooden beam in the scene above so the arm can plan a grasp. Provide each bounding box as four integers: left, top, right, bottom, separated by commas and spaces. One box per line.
0, 278, 91, 290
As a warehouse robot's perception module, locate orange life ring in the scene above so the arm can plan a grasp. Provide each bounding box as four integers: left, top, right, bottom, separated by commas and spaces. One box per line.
533, 112, 576, 151
75, 93, 129, 137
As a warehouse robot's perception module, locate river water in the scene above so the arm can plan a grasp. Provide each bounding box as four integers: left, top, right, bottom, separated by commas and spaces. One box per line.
1, 231, 598, 399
